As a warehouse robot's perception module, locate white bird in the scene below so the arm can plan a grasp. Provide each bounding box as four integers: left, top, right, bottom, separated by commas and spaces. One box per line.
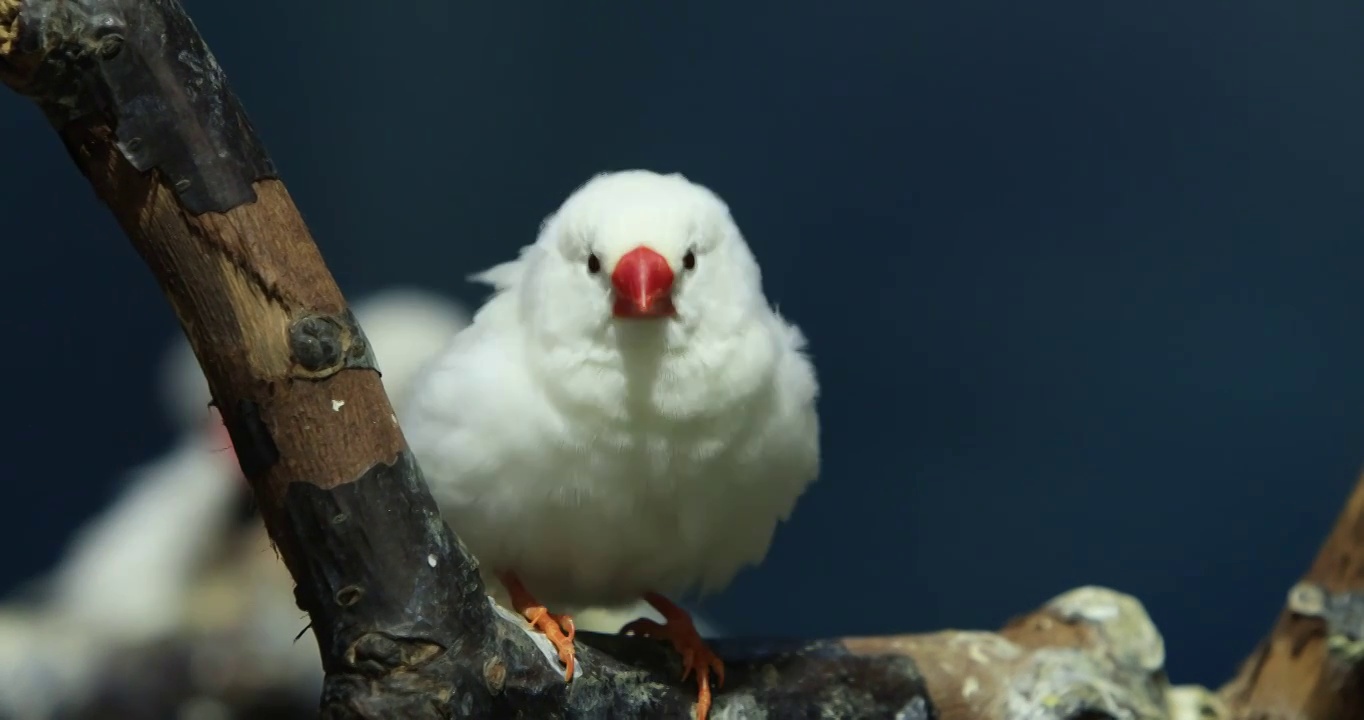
399, 170, 821, 720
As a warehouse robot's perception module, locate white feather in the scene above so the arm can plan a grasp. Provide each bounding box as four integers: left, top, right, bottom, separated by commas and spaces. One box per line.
402, 170, 821, 611
46, 432, 241, 641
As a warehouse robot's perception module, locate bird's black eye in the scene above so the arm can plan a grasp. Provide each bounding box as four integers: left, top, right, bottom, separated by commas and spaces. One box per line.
683, 250, 696, 270
587, 253, 601, 274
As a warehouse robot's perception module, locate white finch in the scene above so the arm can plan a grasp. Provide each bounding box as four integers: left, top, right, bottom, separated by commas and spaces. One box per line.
400, 170, 821, 720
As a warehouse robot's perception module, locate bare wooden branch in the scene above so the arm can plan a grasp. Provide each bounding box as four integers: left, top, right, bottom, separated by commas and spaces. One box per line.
0, 0, 1360, 718
38, 584, 1210, 720
1220, 470, 1364, 719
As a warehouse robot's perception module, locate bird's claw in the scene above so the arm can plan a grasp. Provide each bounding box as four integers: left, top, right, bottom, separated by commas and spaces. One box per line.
524, 606, 576, 681
527, 607, 577, 643
621, 610, 725, 720
499, 571, 576, 682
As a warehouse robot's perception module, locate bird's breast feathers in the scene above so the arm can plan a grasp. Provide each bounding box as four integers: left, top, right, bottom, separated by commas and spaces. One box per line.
401, 306, 820, 603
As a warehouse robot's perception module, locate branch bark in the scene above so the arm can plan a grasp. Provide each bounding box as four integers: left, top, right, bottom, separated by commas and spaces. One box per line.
0, 0, 1359, 718
50, 583, 1214, 720
1220, 471, 1364, 719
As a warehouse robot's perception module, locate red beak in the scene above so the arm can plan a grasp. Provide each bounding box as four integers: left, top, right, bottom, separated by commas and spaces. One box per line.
611, 246, 676, 318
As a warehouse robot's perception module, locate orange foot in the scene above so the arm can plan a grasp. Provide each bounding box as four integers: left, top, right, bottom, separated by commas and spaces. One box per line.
621, 592, 725, 720
499, 571, 576, 681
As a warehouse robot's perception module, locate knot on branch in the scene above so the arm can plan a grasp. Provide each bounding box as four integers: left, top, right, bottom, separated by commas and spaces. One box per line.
289, 310, 379, 380
343, 633, 444, 677
1286, 580, 1364, 663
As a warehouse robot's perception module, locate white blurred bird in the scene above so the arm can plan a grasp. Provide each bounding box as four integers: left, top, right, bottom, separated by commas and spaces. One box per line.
52, 288, 473, 639
400, 170, 821, 720
0, 288, 473, 720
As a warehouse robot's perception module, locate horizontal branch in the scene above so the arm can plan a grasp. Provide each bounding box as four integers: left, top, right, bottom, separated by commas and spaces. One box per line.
30, 585, 1212, 720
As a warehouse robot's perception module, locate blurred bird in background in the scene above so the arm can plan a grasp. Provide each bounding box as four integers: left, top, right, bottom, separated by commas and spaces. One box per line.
0, 286, 718, 720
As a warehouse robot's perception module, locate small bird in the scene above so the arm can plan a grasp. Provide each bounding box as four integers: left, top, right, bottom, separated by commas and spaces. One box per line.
400, 170, 821, 720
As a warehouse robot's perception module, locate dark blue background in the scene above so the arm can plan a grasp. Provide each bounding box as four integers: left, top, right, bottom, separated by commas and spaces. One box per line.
2, 0, 1361, 687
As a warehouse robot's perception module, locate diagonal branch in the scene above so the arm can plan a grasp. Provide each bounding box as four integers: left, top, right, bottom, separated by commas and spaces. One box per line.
1220, 470, 1364, 719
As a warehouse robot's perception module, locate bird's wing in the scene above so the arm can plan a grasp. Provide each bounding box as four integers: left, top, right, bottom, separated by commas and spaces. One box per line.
761, 313, 822, 521
397, 288, 547, 508
686, 313, 822, 595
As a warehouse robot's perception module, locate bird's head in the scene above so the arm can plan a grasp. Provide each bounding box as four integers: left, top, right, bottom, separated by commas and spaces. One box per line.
518, 170, 765, 349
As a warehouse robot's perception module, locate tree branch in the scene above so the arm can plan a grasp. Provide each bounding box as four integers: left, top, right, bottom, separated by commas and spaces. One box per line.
56, 583, 1220, 720
0, 0, 1358, 718
1220, 470, 1364, 719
